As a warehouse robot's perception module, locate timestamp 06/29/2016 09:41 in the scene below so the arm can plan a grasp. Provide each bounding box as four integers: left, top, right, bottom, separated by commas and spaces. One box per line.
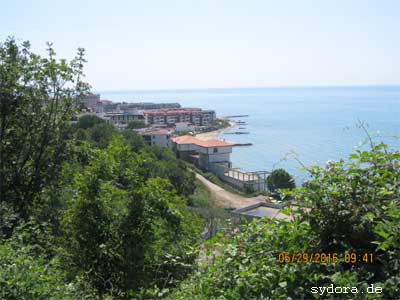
276, 252, 374, 264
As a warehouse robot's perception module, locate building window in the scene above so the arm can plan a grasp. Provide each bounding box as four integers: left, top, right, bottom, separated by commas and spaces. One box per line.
213, 148, 218, 153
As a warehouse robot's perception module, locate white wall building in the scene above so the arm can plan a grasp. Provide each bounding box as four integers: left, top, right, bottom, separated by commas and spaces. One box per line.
140, 129, 172, 148
172, 135, 233, 170
172, 135, 268, 193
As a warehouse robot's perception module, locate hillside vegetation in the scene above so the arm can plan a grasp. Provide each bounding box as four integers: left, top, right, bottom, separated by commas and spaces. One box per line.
1, 38, 399, 300
0, 38, 202, 299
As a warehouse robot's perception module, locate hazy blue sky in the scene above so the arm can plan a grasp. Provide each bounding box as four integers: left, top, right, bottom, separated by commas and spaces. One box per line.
2, 0, 400, 90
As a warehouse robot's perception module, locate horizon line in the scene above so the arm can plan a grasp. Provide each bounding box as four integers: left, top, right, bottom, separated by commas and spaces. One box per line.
94, 83, 400, 94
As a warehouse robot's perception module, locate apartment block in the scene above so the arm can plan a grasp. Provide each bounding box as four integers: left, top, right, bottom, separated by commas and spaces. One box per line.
144, 108, 215, 126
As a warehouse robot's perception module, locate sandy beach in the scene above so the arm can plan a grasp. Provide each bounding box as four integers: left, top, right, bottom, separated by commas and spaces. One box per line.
195, 121, 236, 141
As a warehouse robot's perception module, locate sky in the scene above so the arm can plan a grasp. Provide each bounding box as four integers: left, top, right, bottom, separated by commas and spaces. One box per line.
1, 0, 400, 91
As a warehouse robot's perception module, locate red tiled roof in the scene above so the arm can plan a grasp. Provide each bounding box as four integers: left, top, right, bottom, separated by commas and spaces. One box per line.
171, 135, 198, 144
172, 135, 233, 148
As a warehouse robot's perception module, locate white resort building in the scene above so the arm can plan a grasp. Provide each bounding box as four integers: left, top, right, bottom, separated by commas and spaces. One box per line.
144, 108, 216, 126
138, 129, 173, 148
172, 135, 268, 192
172, 135, 233, 170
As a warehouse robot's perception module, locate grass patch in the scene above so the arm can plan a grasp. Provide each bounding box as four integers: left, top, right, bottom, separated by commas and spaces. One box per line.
188, 179, 229, 219
188, 179, 232, 239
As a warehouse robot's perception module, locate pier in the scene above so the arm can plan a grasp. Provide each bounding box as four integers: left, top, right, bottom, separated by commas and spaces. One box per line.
223, 132, 250, 135
224, 115, 249, 118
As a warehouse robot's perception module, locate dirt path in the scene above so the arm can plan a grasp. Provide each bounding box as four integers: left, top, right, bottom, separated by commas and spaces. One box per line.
195, 173, 266, 209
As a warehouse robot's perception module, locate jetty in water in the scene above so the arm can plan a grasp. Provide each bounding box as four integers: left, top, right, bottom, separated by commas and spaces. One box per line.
224, 115, 249, 118
223, 132, 250, 135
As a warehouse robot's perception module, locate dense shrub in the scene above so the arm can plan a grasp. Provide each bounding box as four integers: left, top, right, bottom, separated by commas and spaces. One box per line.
0, 242, 85, 300
0, 38, 201, 298
266, 168, 295, 193
127, 120, 148, 129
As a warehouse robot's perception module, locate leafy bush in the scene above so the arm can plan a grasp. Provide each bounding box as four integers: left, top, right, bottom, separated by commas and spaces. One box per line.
127, 120, 148, 129
0, 37, 88, 228
266, 168, 295, 193
59, 137, 201, 295
76, 115, 106, 129
0, 242, 88, 300
0, 38, 202, 298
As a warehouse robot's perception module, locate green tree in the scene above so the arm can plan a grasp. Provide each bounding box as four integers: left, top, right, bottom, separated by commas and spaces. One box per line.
60, 137, 200, 296
75, 114, 106, 129
143, 146, 196, 197
0, 38, 88, 229
127, 120, 147, 129
299, 143, 400, 270
86, 122, 118, 148
122, 129, 147, 152
0, 241, 94, 300
266, 168, 295, 193
0, 37, 207, 298
70, 114, 118, 149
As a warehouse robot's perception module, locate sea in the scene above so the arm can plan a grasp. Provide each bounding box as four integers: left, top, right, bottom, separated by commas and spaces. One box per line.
100, 86, 400, 184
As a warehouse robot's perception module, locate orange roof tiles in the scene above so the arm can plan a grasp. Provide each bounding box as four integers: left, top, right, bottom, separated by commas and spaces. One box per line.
172, 135, 234, 148
171, 135, 198, 144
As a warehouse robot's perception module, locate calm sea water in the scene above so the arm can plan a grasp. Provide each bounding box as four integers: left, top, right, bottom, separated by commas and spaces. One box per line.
100, 86, 400, 183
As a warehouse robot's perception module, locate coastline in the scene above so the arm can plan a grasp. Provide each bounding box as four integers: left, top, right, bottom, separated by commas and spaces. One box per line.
195, 121, 236, 141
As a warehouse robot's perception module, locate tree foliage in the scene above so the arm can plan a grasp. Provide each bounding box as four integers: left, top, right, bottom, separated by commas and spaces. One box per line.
127, 120, 148, 129
0, 242, 78, 300
266, 168, 295, 193
75, 114, 106, 129
0, 38, 201, 299
59, 137, 201, 295
0, 37, 88, 228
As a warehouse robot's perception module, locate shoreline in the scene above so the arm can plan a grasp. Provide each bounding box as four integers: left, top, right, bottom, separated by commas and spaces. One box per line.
195, 121, 236, 141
